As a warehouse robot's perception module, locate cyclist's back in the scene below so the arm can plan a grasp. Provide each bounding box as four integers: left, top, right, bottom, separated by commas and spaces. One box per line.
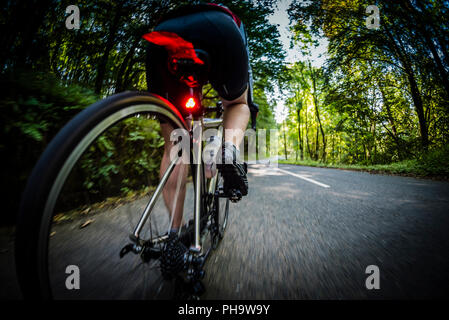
145, 3, 251, 108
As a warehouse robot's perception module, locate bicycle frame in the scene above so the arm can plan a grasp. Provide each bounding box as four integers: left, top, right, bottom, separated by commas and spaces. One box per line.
131, 114, 223, 257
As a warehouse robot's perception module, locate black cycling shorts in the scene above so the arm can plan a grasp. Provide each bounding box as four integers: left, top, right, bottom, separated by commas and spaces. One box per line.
146, 10, 249, 102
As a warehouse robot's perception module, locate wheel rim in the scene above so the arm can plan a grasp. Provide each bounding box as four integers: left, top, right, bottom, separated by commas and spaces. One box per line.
37, 103, 190, 299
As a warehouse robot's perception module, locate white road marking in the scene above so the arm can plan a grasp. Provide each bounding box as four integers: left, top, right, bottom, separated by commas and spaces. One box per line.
275, 167, 331, 188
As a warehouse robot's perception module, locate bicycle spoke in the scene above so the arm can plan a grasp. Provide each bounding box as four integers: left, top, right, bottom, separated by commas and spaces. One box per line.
41, 108, 185, 299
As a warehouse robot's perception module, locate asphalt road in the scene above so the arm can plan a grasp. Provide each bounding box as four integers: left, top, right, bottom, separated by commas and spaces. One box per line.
1, 164, 449, 299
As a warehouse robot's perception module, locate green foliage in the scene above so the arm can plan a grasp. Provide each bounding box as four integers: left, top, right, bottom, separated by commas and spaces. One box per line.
0, 71, 166, 220
1, 70, 97, 140
281, 0, 449, 174
0, 71, 98, 223
415, 146, 449, 177
253, 79, 277, 129
57, 116, 164, 212
280, 147, 449, 178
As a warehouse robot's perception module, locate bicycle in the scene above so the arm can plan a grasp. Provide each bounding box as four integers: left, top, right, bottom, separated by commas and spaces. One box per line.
15, 38, 248, 299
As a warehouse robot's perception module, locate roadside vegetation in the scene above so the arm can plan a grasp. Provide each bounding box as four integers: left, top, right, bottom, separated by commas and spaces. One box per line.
280, 146, 449, 179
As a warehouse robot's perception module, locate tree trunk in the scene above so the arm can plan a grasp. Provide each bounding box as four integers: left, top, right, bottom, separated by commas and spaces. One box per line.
423, 33, 449, 99
331, 133, 335, 162
403, 0, 449, 100
94, 4, 122, 94
407, 69, 429, 149
378, 83, 405, 158
385, 26, 429, 149
283, 121, 288, 160
297, 108, 304, 161
315, 126, 319, 161
310, 63, 326, 161
115, 37, 140, 93
338, 135, 342, 162
305, 109, 311, 158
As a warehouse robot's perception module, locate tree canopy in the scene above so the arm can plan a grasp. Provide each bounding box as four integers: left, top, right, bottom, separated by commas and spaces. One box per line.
278, 0, 449, 167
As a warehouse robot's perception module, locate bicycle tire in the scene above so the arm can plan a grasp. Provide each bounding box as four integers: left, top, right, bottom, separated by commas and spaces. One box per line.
212, 175, 229, 250
15, 91, 189, 299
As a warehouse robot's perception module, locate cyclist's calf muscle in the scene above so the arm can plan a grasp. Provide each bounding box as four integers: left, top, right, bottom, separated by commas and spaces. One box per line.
159, 87, 249, 231
221, 87, 250, 148
161, 122, 188, 229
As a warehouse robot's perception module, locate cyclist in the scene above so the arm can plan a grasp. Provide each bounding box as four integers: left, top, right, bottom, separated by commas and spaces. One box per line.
145, 2, 258, 268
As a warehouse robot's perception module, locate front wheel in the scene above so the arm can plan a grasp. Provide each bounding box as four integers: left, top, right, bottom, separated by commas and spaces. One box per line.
15, 91, 193, 299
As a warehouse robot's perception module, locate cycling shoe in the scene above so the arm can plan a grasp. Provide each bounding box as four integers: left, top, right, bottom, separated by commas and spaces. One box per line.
217, 143, 248, 197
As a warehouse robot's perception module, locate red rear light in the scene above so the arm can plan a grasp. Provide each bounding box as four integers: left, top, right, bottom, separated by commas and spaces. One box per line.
185, 97, 196, 109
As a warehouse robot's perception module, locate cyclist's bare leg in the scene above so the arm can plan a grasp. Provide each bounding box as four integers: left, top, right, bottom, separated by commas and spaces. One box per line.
160, 122, 188, 230
159, 88, 249, 230
221, 87, 250, 150
219, 87, 250, 196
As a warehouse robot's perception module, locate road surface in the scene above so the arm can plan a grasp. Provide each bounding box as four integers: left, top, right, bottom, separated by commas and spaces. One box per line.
1, 164, 449, 299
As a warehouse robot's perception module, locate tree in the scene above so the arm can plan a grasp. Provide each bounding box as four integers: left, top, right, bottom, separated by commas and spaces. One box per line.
288, 0, 449, 160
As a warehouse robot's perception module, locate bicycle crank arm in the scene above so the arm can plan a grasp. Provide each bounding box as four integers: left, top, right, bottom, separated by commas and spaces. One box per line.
120, 242, 162, 262
119, 243, 142, 258
216, 187, 242, 202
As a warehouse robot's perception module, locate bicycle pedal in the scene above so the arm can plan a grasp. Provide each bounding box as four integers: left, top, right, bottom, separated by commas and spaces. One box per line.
119, 244, 135, 258
229, 189, 242, 202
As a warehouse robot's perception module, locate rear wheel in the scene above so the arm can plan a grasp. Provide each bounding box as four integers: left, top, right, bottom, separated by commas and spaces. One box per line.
212, 175, 229, 250
15, 92, 195, 299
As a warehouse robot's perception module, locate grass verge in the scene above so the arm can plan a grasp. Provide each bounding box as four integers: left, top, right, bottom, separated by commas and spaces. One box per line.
278, 158, 449, 180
